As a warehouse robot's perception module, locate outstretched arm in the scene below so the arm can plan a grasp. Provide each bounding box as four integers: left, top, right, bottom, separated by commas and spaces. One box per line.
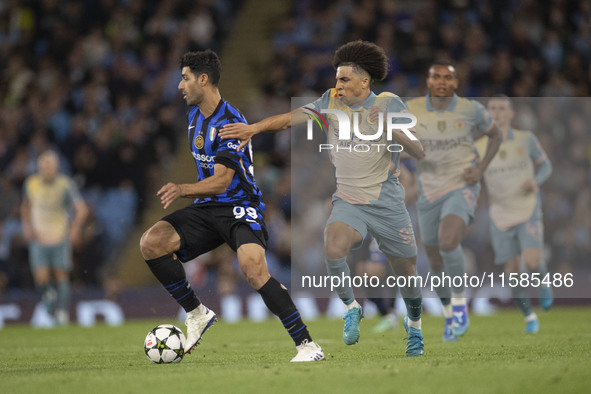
369, 106, 424, 160
390, 127, 425, 160
523, 133, 553, 193
219, 109, 309, 150
463, 123, 502, 185
20, 198, 34, 242
69, 200, 89, 247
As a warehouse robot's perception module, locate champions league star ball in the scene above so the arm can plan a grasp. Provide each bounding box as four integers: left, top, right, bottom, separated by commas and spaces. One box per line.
144, 324, 186, 364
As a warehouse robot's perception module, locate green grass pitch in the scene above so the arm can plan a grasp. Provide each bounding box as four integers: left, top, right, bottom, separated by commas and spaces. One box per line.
1, 307, 590, 394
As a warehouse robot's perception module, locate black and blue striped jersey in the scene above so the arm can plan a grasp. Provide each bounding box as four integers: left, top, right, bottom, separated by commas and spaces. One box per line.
186, 99, 264, 211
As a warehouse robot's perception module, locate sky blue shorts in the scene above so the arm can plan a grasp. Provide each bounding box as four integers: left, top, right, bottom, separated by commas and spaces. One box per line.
490, 201, 544, 265
327, 182, 417, 259
29, 241, 72, 271
417, 183, 480, 246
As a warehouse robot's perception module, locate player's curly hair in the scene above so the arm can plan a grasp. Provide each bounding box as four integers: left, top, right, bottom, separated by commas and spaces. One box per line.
333, 40, 389, 82
179, 50, 221, 86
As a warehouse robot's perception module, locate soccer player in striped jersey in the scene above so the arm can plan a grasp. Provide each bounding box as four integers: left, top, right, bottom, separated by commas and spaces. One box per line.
221, 41, 426, 357
140, 50, 323, 362
406, 62, 502, 341
476, 95, 553, 333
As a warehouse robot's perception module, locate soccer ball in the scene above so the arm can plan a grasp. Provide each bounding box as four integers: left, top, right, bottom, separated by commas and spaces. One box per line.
144, 324, 186, 364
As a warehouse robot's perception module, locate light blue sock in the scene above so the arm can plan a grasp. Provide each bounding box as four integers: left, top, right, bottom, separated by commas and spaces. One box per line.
400, 282, 422, 322
325, 257, 354, 305
38, 282, 56, 315
55, 279, 71, 312
430, 269, 451, 304
440, 245, 465, 296
511, 285, 533, 317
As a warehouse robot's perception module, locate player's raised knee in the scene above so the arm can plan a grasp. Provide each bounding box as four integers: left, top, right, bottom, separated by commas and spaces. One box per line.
140, 226, 168, 260
139, 228, 158, 260
140, 221, 180, 260
324, 240, 351, 260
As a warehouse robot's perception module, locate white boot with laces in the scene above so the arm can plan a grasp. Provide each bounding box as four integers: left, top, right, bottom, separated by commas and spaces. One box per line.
184, 304, 217, 354
291, 340, 325, 362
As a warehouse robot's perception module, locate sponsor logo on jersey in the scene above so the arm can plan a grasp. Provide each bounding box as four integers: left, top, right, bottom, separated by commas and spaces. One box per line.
226, 141, 241, 150
192, 151, 215, 162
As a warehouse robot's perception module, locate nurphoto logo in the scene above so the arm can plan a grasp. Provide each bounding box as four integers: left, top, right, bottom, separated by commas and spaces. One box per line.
303, 107, 418, 153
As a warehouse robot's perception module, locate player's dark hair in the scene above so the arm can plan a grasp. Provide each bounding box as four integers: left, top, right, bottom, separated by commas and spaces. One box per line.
179, 50, 221, 86
431, 59, 455, 68
333, 40, 389, 82
429, 60, 457, 77
489, 94, 513, 109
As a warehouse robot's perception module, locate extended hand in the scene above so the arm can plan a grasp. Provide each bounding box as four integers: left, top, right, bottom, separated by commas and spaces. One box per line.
522, 179, 539, 193
219, 123, 254, 151
157, 182, 182, 209
463, 166, 483, 185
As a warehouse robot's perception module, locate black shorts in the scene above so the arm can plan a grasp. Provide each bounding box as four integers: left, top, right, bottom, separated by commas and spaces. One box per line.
162, 203, 268, 262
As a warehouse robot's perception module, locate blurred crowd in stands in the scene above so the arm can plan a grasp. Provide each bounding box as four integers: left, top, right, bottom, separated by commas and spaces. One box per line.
0, 0, 242, 294
1, 0, 590, 298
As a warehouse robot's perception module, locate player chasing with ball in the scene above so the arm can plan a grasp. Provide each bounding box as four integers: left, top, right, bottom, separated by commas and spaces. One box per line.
140, 50, 324, 362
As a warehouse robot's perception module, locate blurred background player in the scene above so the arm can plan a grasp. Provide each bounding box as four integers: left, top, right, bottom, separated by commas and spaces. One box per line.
221, 40, 426, 357
406, 61, 502, 341
21, 150, 89, 326
139, 50, 323, 361
477, 95, 553, 333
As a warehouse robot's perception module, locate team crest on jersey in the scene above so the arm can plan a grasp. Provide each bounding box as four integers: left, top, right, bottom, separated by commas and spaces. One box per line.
437, 120, 446, 132
194, 135, 205, 149
499, 149, 507, 159
366, 106, 383, 125
454, 119, 465, 130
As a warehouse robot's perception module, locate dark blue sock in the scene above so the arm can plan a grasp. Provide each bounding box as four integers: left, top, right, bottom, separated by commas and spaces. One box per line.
145, 253, 200, 313
258, 277, 312, 346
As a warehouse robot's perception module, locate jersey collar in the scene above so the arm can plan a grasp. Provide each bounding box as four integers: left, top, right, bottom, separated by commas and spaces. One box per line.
506, 128, 515, 141
425, 92, 458, 112
349, 91, 377, 110
195, 98, 224, 121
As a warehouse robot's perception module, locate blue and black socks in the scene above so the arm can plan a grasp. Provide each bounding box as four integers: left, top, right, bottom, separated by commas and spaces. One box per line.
145, 253, 200, 313
258, 277, 312, 346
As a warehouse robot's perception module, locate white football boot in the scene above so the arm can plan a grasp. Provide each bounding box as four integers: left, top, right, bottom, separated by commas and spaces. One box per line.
290, 340, 325, 362
184, 304, 217, 354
